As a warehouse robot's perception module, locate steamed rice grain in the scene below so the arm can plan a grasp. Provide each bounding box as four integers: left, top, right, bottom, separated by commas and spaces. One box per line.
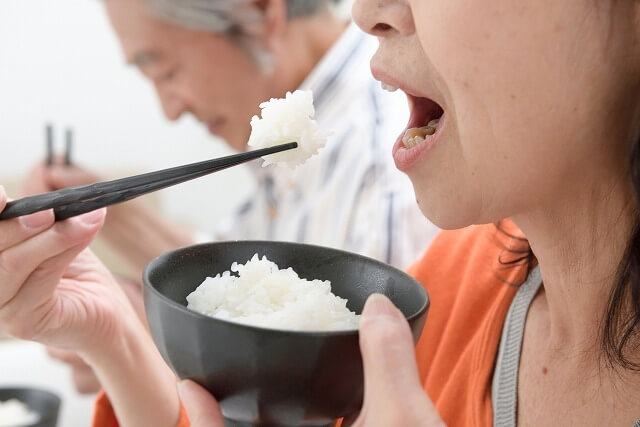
247, 90, 327, 168
186, 254, 359, 331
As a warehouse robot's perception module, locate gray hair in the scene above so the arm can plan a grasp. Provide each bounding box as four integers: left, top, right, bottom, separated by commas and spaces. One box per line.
148, 0, 337, 33
147, 0, 339, 71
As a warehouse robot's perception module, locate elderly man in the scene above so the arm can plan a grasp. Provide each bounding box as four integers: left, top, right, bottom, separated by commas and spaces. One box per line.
23, 0, 438, 406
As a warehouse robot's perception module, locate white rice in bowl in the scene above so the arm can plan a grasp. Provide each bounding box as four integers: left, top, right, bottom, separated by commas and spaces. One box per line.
186, 254, 360, 331
0, 399, 39, 427
247, 90, 327, 168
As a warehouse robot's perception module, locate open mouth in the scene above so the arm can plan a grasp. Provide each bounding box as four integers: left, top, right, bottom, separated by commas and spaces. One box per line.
381, 83, 445, 149
403, 94, 444, 148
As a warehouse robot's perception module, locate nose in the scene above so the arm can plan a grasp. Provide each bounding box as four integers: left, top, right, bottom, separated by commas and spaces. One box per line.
352, 0, 414, 38
155, 85, 188, 122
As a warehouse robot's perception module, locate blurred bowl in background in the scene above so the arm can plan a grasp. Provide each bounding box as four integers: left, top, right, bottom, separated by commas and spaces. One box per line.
0, 387, 61, 427
144, 241, 429, 427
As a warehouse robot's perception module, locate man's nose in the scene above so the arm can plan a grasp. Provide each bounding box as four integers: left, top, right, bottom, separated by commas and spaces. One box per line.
157, 86, 187, 121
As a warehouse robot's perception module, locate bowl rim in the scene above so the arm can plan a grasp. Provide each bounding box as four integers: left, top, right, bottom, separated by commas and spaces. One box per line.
143, 240, 429, 338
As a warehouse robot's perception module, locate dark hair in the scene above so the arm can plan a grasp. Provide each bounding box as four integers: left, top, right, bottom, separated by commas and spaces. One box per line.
497, 133, 640, 371
603, 136, 640, 371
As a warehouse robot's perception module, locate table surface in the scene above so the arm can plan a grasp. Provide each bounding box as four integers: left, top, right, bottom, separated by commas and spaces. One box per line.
0, 339, 95, 426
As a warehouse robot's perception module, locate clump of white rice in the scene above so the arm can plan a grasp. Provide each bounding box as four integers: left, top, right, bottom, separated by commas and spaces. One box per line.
186, 254, 359, 331
247, 90, 327, 168
0, 399, 39, 427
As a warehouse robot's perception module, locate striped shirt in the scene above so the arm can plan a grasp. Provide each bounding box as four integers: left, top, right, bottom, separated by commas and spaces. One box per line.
213, 23, 439, 270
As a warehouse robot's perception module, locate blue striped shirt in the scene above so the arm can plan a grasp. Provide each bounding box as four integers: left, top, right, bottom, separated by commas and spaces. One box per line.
213, 23, 439, 269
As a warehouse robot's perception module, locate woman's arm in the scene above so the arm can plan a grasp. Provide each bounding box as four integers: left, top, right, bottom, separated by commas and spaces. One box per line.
82, 311, 182, 427
0, 187, 185, 427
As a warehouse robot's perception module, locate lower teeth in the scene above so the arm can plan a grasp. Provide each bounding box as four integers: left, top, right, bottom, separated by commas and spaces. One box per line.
402, 119, 440, 148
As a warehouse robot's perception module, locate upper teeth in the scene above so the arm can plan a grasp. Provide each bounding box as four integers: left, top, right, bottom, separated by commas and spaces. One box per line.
381, 82, 399, 92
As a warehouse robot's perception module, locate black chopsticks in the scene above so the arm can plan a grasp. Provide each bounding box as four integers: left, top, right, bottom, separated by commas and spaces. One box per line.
45, 124, 74, 167
1, 142, 297, 222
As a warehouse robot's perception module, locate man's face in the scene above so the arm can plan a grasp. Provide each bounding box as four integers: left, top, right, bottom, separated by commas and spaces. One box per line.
106, 0, 273, 150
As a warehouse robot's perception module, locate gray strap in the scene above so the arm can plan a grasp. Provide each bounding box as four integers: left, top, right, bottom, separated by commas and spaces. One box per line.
492, 266, 542, 427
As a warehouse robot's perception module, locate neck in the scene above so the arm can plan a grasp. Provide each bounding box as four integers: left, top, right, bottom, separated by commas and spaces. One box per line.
270, 12, 348, 95
512, 166, 635, 363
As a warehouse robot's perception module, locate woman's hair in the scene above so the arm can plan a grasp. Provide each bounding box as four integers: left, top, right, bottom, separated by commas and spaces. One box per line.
145, 0, 339, 70
604, 136, 640, 371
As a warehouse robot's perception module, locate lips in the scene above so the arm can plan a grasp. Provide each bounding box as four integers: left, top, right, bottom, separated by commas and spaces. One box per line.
371, 68, 447, 172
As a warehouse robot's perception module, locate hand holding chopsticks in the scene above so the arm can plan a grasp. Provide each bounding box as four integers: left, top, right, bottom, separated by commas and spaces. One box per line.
0, 142, 297, 222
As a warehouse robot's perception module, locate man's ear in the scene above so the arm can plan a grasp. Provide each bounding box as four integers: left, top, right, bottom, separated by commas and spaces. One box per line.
240, 0, 288, 50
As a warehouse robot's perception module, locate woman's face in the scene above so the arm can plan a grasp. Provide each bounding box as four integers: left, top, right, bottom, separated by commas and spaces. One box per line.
353, 0, 639, 229
106, 0, 274, 151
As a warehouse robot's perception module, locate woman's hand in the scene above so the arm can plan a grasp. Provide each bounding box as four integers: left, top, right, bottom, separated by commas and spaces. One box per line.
0, 185, 130, 353
44, 276, 147, 395
0, 185, 182, 427
178, 294, 445, 427
344, 294, 445, 427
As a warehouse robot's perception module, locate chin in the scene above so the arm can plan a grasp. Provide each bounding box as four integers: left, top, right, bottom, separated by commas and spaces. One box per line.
415, 193, 482, 231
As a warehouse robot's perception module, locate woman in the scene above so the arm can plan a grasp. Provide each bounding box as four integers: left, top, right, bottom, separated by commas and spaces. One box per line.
182, 0, 640, 425
3, 0, 639, 427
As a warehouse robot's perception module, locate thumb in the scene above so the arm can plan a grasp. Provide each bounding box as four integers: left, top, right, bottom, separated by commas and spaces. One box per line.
359, 294, 424, 403
177, 380, 225, 427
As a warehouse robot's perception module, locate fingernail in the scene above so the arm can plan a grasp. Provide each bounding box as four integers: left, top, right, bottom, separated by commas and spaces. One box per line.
20, 210, 53, 229
362, 293, 398, 319
77, 208, 105, 225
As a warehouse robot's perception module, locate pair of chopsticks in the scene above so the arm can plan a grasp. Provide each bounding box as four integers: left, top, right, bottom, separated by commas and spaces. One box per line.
0, 142, 297, 222
46, 124, 73, 167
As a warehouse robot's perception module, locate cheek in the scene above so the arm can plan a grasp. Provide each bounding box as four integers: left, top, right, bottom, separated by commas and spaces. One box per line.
409, 0, 611, 224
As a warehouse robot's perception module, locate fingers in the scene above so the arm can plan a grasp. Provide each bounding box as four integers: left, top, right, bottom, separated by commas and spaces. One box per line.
178, 380, 225, 427
0, 209, 106, 314
0, 186, 56, 250
358, 294, 442, 426
359, 294, 424, 397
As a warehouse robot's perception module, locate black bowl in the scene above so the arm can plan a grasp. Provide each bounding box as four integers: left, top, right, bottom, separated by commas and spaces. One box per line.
144, 241, 429, 427
0, 387, 60, 427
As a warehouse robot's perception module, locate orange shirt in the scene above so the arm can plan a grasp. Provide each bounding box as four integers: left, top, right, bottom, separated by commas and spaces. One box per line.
410, 222, 528, 426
